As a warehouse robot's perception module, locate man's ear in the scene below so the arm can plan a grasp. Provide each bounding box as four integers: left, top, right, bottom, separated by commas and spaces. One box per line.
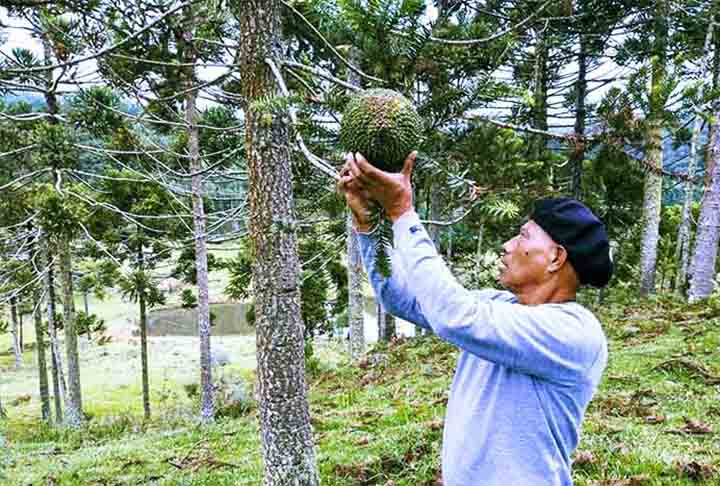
549, 245, 568, 273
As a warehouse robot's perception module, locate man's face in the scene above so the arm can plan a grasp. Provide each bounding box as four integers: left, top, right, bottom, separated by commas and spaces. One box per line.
498, 220, 559, 290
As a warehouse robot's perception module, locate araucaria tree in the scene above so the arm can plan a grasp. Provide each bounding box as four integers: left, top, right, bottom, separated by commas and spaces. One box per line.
238, 0, 320, 483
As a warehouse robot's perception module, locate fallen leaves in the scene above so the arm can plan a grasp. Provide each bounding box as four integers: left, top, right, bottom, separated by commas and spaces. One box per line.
573, 450, 596, 466
591, 474, 650, 485
644, 414, 665, 424
676, 460, 716, 481
666, 417, 713, 435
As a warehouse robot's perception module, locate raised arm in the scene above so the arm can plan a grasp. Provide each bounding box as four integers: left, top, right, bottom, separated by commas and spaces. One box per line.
392, 211, 606, 384
355, 230, 432, 330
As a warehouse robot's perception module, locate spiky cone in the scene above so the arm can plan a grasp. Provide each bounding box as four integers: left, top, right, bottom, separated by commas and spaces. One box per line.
340, 89, 422, 172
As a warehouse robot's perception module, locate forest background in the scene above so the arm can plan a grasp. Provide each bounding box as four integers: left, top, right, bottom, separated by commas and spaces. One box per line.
1, 0, 720, 484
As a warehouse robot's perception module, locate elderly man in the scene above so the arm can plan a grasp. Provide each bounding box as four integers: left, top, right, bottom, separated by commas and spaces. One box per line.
338, 151, 613, 486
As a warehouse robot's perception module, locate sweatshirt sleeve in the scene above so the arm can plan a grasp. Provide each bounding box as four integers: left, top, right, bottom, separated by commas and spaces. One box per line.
356, 229, 432, 331
392, 211, 605, 385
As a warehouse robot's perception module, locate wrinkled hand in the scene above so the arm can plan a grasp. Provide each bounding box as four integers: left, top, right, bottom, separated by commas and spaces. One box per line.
337, 154, 373, 232
343, 151, 416, 223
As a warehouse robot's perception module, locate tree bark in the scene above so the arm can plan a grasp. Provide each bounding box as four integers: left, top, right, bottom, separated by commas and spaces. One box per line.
137, 243, 151, 420
531, 27, 549, 161
239, 0, 319, 483
34, 237, 51, 422
45, 245, 64, 424
688, 112, 720, 302
179, 7, 214, 424
59, 237, 82, 428
10, 296, 22, 370
83, 292, 91, 340
426, 177, 443, 249
347, 215, 365, 361
675, 21, 715, 293
346, 47, 365, 362
572, 35, 587, 200
639, 0, 668, 296
383, 308, 396, 342
19, 308, 24, 352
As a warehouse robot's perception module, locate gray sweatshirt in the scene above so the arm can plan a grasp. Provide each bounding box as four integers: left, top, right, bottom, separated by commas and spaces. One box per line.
356, 211, 607, 485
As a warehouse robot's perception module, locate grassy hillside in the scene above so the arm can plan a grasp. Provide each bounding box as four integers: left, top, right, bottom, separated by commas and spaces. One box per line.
2, 294, 720, 485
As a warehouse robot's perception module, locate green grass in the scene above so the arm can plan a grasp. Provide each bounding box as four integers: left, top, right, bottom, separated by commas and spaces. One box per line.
3, 294, 720, 485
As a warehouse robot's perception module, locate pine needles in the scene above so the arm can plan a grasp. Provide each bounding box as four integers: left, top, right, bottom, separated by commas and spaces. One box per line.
368, 202, 393, 278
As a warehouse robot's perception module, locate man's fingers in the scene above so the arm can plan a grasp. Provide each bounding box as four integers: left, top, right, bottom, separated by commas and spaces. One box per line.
354, 152, 384, 180
349, 153, 376, 187
402, 151, 417, 178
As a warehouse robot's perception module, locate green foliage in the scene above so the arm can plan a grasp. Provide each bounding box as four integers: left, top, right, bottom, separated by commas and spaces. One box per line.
29, 122, 79, 171
33, 184, 87, 239
75, 311, 106, 337
368, 203, 393, 278
67, 87, 125, 137
180, 289, 198, 309
117, 270, 166, 309
172, 246, 221, 285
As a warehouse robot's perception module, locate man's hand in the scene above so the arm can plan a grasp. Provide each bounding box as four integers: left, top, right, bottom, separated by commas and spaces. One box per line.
337, 153, 373, 232
346, 151, 416, 223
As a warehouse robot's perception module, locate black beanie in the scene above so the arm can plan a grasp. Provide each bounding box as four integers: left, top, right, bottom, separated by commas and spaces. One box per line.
531, 198, 613, 288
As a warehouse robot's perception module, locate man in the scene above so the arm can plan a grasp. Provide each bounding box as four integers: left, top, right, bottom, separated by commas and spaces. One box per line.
338, 151, 612, 486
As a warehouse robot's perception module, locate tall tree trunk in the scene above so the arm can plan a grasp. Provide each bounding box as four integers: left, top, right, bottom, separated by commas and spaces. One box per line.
10, 297, 22, 370
426, 178, 442, 249
707, 9, 720, 189
43, 32, 66, 426
688, 113, 720, 302
639, 0, 668, 297
0, 395, 6, 419
383, 309, 396, 341
347, 215, 366, 361
83, 292, 91, 340
19, 308, 24, 352
531, 27, 549, 161
45, 246, 64, 424
346, 47, 365, 362
59, 237, 82, 428
377, 303, 384, 341
376, 303, 396, 342
180, 17, 214, 423
137, 242, 151, 420
239, 0, 320, 483
34, 237, 51, 422
572, 35, 587, 200
675, 21, 715, 293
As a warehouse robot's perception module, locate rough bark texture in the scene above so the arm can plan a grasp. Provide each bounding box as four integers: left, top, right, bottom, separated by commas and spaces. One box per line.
531, 28, 549, 161
10, 297, 22, 369
346, 47, 365, 362
0, 395, 6, 418
426, 178, 442, 249
347, 215, 365, 361
59, 237, 83, 428
688, 113, 720, 302
34, 242, 51, 422
82, 292, 91, 340
639, 1, 667, 296
377, 303, 397, 341
179, 12, 214, 424
138, 245, 151, 420
239, 0, 319, 483
707, 30, 720, 189
45, 246, 64, 424
572, 36, 587, 200
675, 21, 715, 293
